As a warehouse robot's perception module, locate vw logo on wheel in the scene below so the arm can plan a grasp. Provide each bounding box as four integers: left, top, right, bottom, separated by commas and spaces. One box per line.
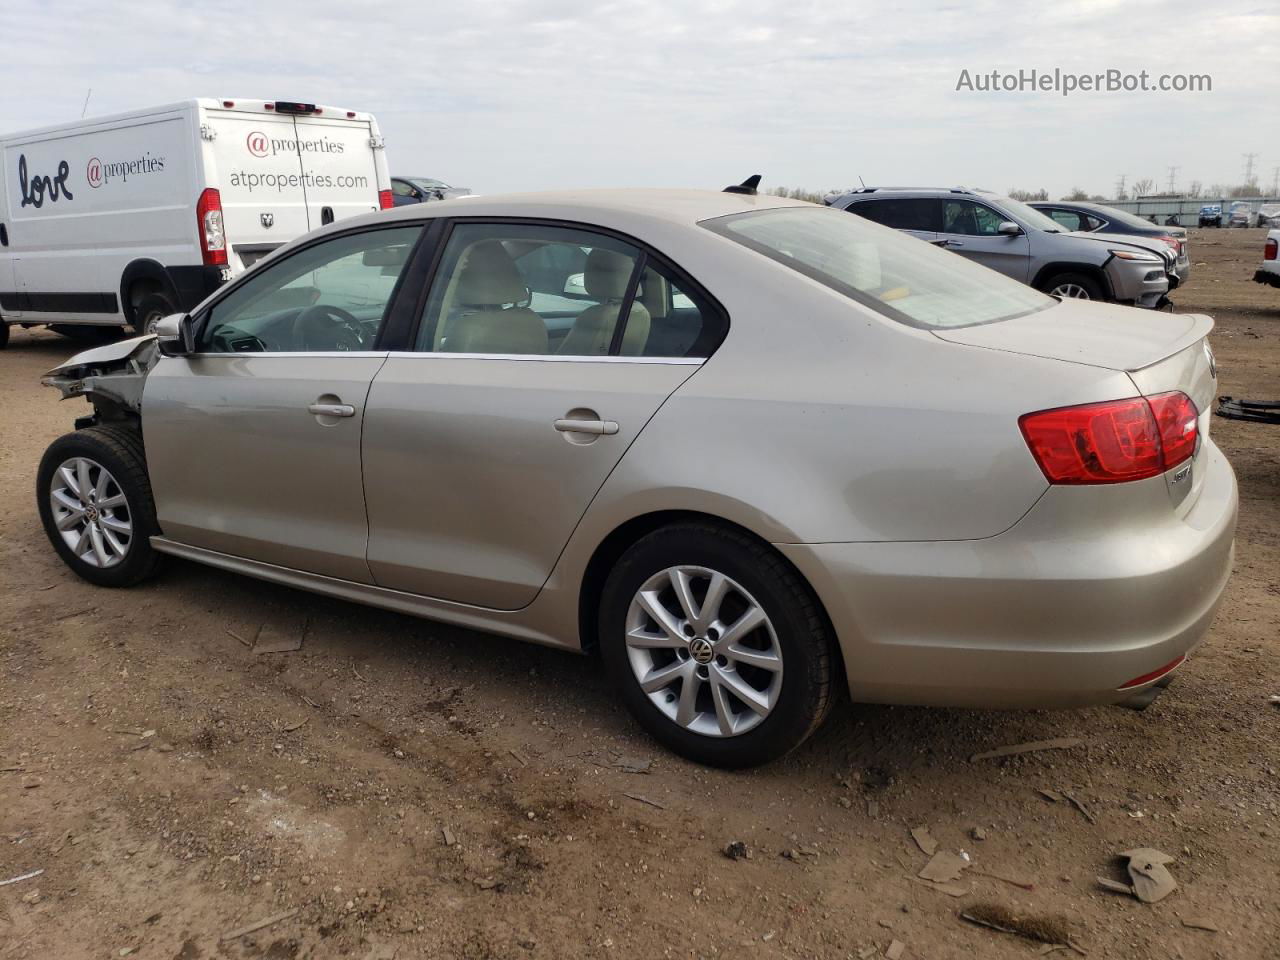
688, 637, 715, 664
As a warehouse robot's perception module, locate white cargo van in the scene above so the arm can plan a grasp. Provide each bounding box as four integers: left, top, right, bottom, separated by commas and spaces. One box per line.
0, 98, 391, 345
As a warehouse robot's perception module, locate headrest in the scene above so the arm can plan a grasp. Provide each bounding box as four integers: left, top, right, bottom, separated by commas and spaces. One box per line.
455, 241, 527, 306
584, 248, 634, 301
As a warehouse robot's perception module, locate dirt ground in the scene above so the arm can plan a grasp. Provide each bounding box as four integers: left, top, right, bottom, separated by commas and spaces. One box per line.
2, 228, 1278, 960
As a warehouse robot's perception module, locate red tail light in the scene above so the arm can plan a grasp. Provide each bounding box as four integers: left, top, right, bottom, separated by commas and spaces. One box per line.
378, 189, 394, 210
195, 188, 227, 267
1019, 391, 1198, 485
1266, 238, 1278, 261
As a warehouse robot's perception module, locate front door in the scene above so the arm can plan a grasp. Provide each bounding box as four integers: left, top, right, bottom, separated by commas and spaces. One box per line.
362, 221, 722, 609
142, 224, 424, 581
938, 199, 1031, 282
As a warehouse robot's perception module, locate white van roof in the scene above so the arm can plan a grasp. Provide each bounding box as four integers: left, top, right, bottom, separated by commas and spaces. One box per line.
1, 99, 375, 143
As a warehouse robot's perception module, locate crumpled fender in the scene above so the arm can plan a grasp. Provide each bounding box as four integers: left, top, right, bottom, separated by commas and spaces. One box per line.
41, 334, 159, 415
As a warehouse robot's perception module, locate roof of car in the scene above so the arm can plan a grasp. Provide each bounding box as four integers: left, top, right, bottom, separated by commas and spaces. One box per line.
371, 188, 812, 228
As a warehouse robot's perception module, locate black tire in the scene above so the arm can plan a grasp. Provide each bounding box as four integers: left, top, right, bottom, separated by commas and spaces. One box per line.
36, 425, 163, 588
1040, 271, 1103, 301
48, 324, 123, 343
0, 321, 8, 350
130, 292, 177, 336
598, 523, 836, 768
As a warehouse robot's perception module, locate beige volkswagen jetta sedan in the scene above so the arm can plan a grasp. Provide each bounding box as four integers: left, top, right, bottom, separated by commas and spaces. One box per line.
36, 188, 1237, 767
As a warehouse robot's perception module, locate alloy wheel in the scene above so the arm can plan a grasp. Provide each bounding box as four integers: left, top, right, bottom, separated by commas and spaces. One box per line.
624, 565, 783, 737
49, 457, 133, 568
1051, 283, 1091, 299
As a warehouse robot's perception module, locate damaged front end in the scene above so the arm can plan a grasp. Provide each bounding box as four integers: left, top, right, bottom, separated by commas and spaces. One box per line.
41, 335, 161, 429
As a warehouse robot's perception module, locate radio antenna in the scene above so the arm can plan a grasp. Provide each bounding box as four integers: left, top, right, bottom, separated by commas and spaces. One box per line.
858, 175, 866, 189
81, 88, 92, 118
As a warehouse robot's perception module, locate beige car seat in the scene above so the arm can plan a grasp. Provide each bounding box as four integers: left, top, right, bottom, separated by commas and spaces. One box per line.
442, 241, 547, 355
558, 249, 650, 356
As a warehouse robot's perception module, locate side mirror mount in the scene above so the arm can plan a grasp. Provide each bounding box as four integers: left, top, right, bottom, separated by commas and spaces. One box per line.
998, 221, 1023, 236
154, 313, 195, 355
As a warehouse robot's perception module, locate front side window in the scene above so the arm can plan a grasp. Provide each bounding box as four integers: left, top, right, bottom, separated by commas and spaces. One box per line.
414, 222, 722, 358
199, 226, 422, 353
943, 199, 1007, 236
705, 207, 1050, 330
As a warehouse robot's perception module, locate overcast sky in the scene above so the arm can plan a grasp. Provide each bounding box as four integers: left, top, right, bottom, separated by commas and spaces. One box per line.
2, 0, 1277, 199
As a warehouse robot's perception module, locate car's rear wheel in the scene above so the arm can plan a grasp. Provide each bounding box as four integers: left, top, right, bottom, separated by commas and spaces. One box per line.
130, 292, 177, 336
0, 321, 8, 350
36, 426, 162, 588
599, 523, 835, 767
1042, 272, 1103, 301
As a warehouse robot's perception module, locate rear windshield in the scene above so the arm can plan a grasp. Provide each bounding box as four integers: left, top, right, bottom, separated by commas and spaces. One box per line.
703, 207, 1051, 330
1092, 204, 1162, 231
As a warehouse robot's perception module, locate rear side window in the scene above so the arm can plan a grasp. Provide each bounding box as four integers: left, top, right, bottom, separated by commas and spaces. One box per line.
414, 222, 724, 358
847, 198, 939, 232
1045, 208, 1086, 231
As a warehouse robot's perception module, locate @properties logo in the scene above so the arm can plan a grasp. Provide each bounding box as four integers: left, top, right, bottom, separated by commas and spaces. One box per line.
86, 157, 103, 188
246, 131, 270, 158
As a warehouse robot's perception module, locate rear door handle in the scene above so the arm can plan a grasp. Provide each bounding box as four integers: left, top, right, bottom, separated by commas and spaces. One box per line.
308, 402, 355, 418
554, 418, 618, 436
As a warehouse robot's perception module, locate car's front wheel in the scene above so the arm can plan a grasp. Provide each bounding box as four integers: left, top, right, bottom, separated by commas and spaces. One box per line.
599, 523, 836, 767
36, 426, 163, 587
1041, 272, 1103, 301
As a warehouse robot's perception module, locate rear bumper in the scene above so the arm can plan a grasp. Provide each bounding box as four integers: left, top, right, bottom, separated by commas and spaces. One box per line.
778, 442, 1238, 709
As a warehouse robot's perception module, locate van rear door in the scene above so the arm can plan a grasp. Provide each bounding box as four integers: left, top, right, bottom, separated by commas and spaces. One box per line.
287, 113, 384, 228
207, 109, 311, 270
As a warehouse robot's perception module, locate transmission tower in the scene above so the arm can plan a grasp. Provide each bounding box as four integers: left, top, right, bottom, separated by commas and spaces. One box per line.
1243, 153, 1258, 188
1115, 174, 1127, 199
1166, 166, 1179, 194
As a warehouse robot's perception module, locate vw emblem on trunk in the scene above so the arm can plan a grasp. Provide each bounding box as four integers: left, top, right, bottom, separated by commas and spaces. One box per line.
260, 212, 274, 229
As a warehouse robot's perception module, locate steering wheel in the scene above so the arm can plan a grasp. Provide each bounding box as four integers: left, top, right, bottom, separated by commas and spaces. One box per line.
289, 304, 363, 352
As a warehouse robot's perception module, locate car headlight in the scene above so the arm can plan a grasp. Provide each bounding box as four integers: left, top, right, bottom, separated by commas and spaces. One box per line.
1109, 249, 1163, 263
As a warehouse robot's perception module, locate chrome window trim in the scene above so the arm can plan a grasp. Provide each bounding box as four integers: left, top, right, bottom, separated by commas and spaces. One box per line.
178, 350, 702, 364
386, 351, 704, 365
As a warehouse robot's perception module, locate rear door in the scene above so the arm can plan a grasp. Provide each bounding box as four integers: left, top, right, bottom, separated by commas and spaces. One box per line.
288, 114, 383, 226
208, 110, 311, 269
938, 199, 1030, 281
361, 220, 723, 609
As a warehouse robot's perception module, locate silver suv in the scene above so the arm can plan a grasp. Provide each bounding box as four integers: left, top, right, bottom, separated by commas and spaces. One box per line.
826, 188, 1172, 308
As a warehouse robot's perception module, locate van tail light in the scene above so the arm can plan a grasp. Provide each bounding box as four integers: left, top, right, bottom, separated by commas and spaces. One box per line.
1266, 238, 1278, 261
195, 188, 227, 266
378, 189, 394, 210
1018, 391, 1198, 485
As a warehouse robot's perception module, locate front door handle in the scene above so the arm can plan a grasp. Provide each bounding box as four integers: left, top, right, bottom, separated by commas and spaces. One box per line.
308, 402, 355, 418
933, 238, 964, 247
554, 418, 618, 436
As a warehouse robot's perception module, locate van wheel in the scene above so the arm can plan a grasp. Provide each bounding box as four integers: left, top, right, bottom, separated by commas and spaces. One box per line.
1041, 272, 1102, 301
0, 322, 9, 350
130, 293, 177, 336
598, 523, 836, 768
36, 426, 163, 588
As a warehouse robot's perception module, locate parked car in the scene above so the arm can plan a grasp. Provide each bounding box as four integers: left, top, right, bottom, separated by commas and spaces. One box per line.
1198, 204, 1223, 227
1228, 201, 1257, 228
35, 188, 1235, 767
828, 187, 1173, 308
390, 176, 471, 205
1257, 203, 1280, 229
0, 99, 391, 344
1031, 200, 1191, 284
1254, 229, 1280, 288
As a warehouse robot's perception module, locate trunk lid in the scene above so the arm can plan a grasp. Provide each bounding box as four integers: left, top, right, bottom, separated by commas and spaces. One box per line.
937, 299, 1218, 509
